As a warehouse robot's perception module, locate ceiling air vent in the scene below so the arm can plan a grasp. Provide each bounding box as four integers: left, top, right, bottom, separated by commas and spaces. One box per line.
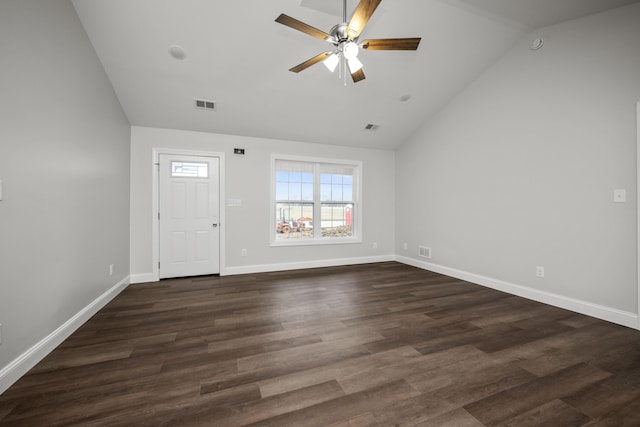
194, 99, 216, 111
364, 123, 380, 131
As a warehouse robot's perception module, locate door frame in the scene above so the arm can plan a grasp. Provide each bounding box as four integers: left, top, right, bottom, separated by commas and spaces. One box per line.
637, 102, 640, 329
152, 148, 226, 281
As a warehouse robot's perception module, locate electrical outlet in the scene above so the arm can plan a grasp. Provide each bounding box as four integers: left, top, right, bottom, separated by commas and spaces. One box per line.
373, 242, 378, 249
241, 249, 247, 257
109, 264, 114, 276
614, 189, 626, 203
536, 266, 545, 278
403, 242, 408, 250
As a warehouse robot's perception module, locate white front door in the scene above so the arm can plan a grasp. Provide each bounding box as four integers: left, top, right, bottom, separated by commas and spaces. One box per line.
159, 154, 220, 278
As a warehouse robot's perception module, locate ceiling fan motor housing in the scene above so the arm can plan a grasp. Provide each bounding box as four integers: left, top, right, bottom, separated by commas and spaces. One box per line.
329, 22, 350, 44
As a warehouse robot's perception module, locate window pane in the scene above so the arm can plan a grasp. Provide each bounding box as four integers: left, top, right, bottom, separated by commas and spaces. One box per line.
289, 182, 302, 201
276, 183, 288, 200
276, 161, 314, 202
321, 204, 353, 238
276, 203, 313, 240
343, 186, 353, 201
289, 172, 301, 182
331, 184, 343, 201
320, 183, 331, 202
171, 161, 208, 178
301, 183, 313, 201
319, 169, 355, 203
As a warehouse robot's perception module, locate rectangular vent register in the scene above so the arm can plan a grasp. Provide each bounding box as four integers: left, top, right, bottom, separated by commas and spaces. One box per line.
194, 99, 216, 111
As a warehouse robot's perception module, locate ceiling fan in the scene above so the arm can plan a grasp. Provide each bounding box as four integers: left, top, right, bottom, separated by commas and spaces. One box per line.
275, 0, 421, 83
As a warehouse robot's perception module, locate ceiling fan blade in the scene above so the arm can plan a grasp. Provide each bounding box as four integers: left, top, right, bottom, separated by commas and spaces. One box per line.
275, 14, 331, 42
346, 0, 382, 40
361, 38, 421, 50
351, 68, 366, 83
289, 52, 332, 73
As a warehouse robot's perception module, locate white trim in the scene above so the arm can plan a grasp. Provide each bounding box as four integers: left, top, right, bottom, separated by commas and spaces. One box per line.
152, 148, 226, 280
130, 273, 154, 284
223, 255, 394, 276
637, 101, 640, 329
395, 255, 639, 330
270, 237, 362, 247
0, 276, 130, 394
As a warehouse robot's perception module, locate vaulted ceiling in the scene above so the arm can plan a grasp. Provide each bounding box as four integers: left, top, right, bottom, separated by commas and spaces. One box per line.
72, 0, 640, 149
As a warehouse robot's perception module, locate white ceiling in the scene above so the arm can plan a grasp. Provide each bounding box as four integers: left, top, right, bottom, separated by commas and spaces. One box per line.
72, 0, 640, 150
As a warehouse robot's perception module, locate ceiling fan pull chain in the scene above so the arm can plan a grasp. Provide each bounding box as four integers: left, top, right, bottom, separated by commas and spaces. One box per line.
344, 58, 347, 86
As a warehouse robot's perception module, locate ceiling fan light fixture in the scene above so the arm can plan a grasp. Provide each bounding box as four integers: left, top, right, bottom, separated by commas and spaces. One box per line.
343, 41, 359, 59
323, 53, 340, 72
347, 56, 363, 73
275, 0, 421, 83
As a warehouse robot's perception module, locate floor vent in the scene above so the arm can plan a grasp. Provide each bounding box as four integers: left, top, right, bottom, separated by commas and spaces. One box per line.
194, 99, 216, 111
418, 246, 431, 259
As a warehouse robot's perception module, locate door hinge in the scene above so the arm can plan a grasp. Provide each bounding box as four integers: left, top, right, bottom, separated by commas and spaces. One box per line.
158, 212, 160, 220
158, 262, 160, 269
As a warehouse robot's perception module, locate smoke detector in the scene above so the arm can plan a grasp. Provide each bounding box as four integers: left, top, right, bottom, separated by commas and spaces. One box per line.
168, 45, 186, 60
530, 37, 544, 50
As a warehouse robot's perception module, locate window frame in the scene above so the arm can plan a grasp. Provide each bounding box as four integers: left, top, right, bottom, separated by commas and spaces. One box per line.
270, 154, 362, 247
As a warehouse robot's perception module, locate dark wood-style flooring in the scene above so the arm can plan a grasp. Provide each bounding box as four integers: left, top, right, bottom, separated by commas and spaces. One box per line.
1, 262, 640, 426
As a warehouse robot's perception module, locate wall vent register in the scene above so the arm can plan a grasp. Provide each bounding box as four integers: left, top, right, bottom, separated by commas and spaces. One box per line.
194, 99, 216, 111
418, 246, 431, 259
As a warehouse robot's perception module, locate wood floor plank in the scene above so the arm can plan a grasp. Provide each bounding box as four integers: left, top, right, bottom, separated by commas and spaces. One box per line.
584, 396, 640, 426
368, 392, 457, 426
419, 407, 486, 427
250, 379, 420, 427
496, 399, 590, 427
2, 262, 640, 426
463, 363, 611, 425
258, 345, 422, 398
562, 366, 640, 419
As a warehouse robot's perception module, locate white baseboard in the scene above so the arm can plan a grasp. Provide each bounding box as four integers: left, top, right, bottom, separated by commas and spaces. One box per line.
395, 256, 639, 330
223, 255, 395, 276
0, 276, 130, 395
130, 273, 154, 284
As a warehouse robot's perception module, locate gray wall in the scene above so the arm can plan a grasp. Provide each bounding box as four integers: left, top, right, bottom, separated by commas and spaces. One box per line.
130, 126, 395, 280
396, 4, 640, 316
0, 0, 130, 371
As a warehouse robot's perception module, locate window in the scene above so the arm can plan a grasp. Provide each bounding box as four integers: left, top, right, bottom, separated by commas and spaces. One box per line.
170, 161, 208, 178
272, 155, 361, 245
